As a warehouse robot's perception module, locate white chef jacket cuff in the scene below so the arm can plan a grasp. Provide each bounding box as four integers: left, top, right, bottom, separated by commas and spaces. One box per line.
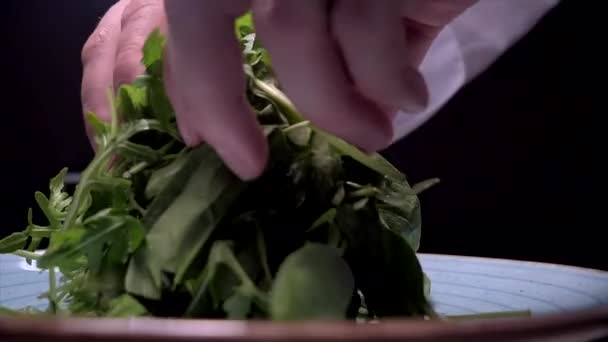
392, 0, 561, 142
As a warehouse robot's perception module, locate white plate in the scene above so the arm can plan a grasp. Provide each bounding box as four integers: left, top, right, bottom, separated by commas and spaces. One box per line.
1, 253, 607, 316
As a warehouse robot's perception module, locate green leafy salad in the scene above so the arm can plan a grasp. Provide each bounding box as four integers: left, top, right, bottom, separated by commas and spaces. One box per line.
0, 14, 443, 321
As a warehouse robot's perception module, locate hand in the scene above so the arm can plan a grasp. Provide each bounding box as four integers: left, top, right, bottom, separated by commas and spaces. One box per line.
81, 0, 166, 139
82, 0, 476, 179
164, 0, 478, 180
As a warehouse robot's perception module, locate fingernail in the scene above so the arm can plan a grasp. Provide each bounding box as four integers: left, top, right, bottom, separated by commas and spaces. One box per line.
379, 104, 400, 121
359, 117, 395, 153
178, 125, 197, 146
176, 111, 201, 146
214, 140, 268, 181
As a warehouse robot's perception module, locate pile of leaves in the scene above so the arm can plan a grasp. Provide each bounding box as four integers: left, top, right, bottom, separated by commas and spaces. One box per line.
0, 14, 438, 321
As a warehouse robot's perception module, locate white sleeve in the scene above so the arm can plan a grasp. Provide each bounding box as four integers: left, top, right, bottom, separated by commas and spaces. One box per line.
392, 0, 561, 142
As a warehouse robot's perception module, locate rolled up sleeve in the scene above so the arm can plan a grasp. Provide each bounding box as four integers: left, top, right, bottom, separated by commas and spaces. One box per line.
392, 0, 561, 142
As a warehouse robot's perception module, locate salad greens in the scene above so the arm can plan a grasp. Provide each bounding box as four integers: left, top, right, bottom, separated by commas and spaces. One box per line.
0, 14, 439, 321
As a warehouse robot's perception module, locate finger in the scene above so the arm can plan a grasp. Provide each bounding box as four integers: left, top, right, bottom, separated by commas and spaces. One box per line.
164, 0, 268, 180
402, 19, 441, 67
114, 0, 166, 89
401, 0, 478, 27
401, 0, 478, 66
332, 0, 428, 113
252, 0, 393, 152
81, 0, 129, 122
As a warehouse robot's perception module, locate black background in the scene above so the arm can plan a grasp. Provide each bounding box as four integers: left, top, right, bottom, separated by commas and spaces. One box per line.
1, 1, 605, 270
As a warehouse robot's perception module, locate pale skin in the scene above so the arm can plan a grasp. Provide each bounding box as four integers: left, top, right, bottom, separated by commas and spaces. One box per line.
81, 0, 477, 180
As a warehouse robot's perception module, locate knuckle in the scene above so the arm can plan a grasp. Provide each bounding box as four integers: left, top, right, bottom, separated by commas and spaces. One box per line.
253, 2, 327, 50
114, 46, 147, 86
114, 35, 146, 82
333, 0, 366, 22
116, 39, 143, 61
331, 4, 374, 40
122, 0, 163, 25
81, 27, 111, 63
81, 0, 129, 64
254, 2, 309, 35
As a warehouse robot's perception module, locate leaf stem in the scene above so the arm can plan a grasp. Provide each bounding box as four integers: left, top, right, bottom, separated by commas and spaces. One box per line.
282, 120, 310, 133
412, 178, 441, 195
29, 228, 55, 238
63, 145, 115, 230
108, 90, 119, 138
349, 186, 380, 198
256, 227, 272, 284
48, 267, 57, 313
129, 193, 146, 216
65, 119, 173, 230
123, 161, 148, 179
251, 78, 304, 124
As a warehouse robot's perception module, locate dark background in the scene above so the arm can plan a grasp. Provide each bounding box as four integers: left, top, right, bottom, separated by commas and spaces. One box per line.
1, 1, 605, 269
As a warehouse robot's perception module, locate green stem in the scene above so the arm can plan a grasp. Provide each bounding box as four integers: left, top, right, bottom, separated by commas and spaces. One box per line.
29, 228, 55, 238
256, 227, 272, 284
62, 145, 115, 230
129, 193, 146, 216
225, 258, 269, 312
123, 161, 148, 178
48, 267, 57, 313
345, 181, 364, 189
55, 289, 69, 304
251, 78, 304, 124
282, 120, 310, 133
348, 186, 380, 198
108, 90, 119, 138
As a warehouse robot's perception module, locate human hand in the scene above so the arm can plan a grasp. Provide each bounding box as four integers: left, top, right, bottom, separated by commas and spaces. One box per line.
81, 0, 166, 139
81, 0, 476, 180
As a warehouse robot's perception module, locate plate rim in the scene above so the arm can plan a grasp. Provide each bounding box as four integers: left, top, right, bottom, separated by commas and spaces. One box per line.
417, 253, 608, 276
0, 305, 606, 342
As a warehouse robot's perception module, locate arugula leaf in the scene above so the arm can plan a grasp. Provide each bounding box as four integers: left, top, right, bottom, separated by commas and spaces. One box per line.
107, 294, 149, 317
124, 247, 161, 300
38, 228, 87, 272
375, 179, 422, 251
85, 210, 144, 271
142, 28, 165, 77
126, 145, 245, 298
423, 272, 432, 301
38, 212, 144, 274
49, 168, 71, 211
270, 243, 354, 320
117, 84, 147, 122
185, 240, 267, 317
144, 150, 189, 199
235, 12, 254, 37
336, 205, 434, 318
146, 76, 174, 127
116, 141, 161, 164
412, 178, 441, 194
3, 25, 439, 322
377, 207, 420, 251
316, 130, 405, 182
32, 168, 72, 230
0, 231, 28, 253
86, 111, 111, 149
223, 292, 252, 319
